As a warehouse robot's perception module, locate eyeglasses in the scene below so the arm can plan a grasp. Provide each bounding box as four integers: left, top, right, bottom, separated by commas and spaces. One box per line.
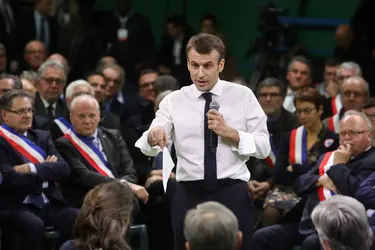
41, 77, 65, 86
296, 108, 315, 115
5, 108, 35, 116
140, 81, 155, 89
258, 93, 281, 99
339, 130, 370, 137
342, 91, 366, 98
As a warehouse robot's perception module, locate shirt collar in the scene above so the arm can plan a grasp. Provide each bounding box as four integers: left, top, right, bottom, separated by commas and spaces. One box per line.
40, 96, 57, 110
193, 79, 223, 99
286, 87, 295, 96
116, 91, 124, 104
34, 10, 42, 20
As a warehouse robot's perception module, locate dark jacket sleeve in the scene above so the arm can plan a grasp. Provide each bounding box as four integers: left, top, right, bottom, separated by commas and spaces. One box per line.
33, 133, 69, 182
294, 155, 324, 197
356, 171, 375, 209
55, 138, 113, 189
117, 130, 137, 183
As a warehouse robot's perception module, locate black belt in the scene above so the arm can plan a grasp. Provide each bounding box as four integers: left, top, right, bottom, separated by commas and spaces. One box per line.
179, 178, 245, 189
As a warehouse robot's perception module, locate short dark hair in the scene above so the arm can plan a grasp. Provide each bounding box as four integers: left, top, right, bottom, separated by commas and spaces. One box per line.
85, 70, 105, 81
0, 89, 33, 111
186, 33, 226, 62
0, 74, 23, 90
325, 58, 341, 67
201, 14, 218, 25
294, 87, 324, 108
167, 15, 185, 28
139, 68, 158, 79
288, 56, 313, 76
154, 75, 180, 96
362, 98, 375, 110
256, 77, 286, 98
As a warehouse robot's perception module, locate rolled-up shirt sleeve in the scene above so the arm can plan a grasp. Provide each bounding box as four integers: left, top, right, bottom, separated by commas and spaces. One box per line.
135, 94, 175, 157
231, 89, 270, 159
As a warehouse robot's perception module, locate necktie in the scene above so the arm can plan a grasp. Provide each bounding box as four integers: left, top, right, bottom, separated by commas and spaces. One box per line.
154, 151, 163, 170
40, 16, 45, 43
46, 105, 54, 120
201, 92, 217, 190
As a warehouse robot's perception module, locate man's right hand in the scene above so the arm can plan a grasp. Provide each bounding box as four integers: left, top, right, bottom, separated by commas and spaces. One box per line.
148, 126, 168, 148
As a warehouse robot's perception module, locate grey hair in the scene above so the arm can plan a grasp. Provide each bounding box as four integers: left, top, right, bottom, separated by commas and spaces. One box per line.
70, 94, 99, 112
184, 202, 239, 250
342, 110, 373, 131
65, 80, 94, 99
312, 195, 373, 250
153, 75, 179, 96
341, 76, 369, 97
256, 77, 287, 98
287, 56, 313, 76
98, 63, 126, 86
20, 70, 39, 83
37, 60, 66, 81
155, 90, 173, 110
0, 43, 5, 51
336, 61, 362, 77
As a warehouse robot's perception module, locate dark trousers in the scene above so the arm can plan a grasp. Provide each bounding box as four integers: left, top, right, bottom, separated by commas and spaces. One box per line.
170, 180, 254, 250
1, 204, 79, 250
250, 222, 321, 250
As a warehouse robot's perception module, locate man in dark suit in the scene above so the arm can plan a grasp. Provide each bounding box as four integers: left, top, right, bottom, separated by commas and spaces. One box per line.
0, 90, 78, 250
250, 110, 375, 250
49, 79, 120, 140
55, 94, 148, 208
34, 60, 68, 123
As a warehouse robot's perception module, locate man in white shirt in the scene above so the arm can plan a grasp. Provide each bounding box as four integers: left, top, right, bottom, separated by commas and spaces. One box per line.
136, 33, 270, 250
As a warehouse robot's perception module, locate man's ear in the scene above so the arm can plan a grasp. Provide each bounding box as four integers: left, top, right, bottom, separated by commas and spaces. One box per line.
185, 241, 191, 250
236, 231, 243, 250
219, 59, 225, 73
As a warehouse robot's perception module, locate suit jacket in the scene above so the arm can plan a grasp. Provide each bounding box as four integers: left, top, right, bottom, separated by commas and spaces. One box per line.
294, 147, 375, 234
55, 127, 137, 208
356, 171, 375, 210
32, 114, 49, 130
0, 129, 69, 208
34, 92, 68, 121
106, 87, 139, 122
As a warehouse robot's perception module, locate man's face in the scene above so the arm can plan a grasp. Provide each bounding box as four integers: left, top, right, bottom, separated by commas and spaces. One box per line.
339, 115, 371, 157
257, 86, 283, 115
337, 68, 356, 86
117, 0, 131, 16
103, 68, 122, 99
363, 107, 375, 136
38, 67, 66, 102
187, 48, 224, 92
87, 74, 106, 102
21, 79, 37, 98
36, 0, 52, 16
70, 100, 100, 137
1, 97, 33, 133
139, 73, 157, 102
295, 101, 322, 129
66, 85, 93, 109
286, 61, 311, 90
201, 20, 215, 34
324, 65, 339, 83
0, 48, 7, 72
0, 79, 14, 97
341, 80, 367, 111
24, 42, 46, 70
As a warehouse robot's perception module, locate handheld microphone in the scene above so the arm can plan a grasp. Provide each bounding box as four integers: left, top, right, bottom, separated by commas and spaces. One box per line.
209, 100, 220, 151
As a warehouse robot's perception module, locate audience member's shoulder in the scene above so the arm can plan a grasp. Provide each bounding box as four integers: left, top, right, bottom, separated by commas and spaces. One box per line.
30, 129, 52, 139
98, 126, 120, 137
60, 240, 76, 250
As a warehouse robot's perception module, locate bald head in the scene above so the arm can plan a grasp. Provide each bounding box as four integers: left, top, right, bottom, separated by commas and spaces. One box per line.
47, 54, 69, 74
341, 76, 368, 111
335, 24, 353, 48
24, 40, 46, 70
70, 95, 100, 137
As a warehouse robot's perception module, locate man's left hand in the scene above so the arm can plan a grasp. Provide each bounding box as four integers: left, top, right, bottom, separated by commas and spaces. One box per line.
129, 183, 149, 204
207, 110, 239, 144
334, 144, 352, 165
13, 164, 31, 174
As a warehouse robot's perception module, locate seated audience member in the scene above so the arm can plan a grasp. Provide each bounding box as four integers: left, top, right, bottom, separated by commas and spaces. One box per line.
0, 74, 49, 130
50, 79, 120, 140
323, 76, 369, 133
153, 75, 180, 98
60, 181, 133, 250
312, 195, 373, 250
19, 70, 39, 86
184, 202, 242, 250
23, 40, 47, 72
55, 94, 148, 208
98, 56, 118, 67
20, 77, 37, 98
316, 58, 341, 98
139, 68, 158, 103
0, 90, 78, 250
322, 61, 362, 118
258, 87, 338, 227
250, 110, 375, 250
47, 53, 70, 76
362, 98, 375, 142
34, 60, 68, 122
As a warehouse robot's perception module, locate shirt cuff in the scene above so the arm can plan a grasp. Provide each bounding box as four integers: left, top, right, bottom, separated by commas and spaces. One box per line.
231, 130, 256, 156
135, 131, 162, 157
28, 163, 37, 174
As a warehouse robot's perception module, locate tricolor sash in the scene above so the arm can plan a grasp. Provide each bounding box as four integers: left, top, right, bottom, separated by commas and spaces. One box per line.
317, 151, 336, 201
54, 117, 73, 135
265, 138, 277, 168
0, 124, 46, 163
64, 129, 114, 178
327, 113, 340, 133
289, 126, 308, 165
331, 94, 342, 115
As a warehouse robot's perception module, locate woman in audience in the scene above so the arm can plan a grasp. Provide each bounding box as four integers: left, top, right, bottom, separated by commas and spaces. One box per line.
60, 181, 134, 250
261, 87, 339, 227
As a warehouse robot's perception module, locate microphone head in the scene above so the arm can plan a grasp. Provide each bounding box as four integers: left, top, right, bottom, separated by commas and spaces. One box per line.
209, 100, 220, 111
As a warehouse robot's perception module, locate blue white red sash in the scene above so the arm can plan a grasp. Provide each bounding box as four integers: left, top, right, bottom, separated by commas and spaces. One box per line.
317, 151, 336, 201
289, 126, 308, 165
265, 138, 277, 168
331, 94, 342, 115
54, 117, 73, 135
64, 129, 114, 178
328, 113, 340, 133
0, 124, 46, 163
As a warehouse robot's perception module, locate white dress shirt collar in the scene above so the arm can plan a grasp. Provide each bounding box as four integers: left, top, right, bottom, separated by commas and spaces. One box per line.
40, 96, 57, 110
192, 78, 223, 99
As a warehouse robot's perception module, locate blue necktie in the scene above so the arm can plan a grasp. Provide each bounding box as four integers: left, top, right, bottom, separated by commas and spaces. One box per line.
154, 151, 163, 170
202, 93, 217, 190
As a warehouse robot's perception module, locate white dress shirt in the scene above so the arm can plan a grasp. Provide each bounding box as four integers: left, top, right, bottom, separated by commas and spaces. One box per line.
136, 80, 270, 182
283, 87, 296, 113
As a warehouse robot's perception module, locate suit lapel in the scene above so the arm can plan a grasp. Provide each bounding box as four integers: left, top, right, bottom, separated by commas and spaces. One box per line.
97, 128, 116, 175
